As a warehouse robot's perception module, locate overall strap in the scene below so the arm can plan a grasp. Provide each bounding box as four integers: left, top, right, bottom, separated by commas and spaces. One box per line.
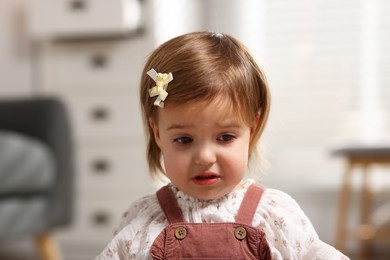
235, 184, 266, 225
156, 185, 185, 224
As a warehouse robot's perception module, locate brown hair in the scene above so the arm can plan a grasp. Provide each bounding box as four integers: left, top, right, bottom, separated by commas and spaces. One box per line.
140, 31, 270, 178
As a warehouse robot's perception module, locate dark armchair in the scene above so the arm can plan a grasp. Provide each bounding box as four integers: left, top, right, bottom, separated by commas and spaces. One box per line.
0, 97, 75, 260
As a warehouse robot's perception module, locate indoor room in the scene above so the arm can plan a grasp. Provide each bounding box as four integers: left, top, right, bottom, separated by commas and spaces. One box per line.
0, 0, 389, 259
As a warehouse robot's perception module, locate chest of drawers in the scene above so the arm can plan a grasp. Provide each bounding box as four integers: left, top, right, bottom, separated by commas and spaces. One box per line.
29, 0, 141, 39
30, 0, 156, 257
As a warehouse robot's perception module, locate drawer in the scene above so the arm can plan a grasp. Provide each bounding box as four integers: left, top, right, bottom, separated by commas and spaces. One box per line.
65, 95, 144, 140
29, 0, 141, 39
76, 145, 155, 199
39, 38, 150, 95
56, 199, 134, 244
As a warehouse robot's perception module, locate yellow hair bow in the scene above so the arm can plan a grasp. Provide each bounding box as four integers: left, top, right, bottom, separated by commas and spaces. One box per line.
147, 69, 173, 108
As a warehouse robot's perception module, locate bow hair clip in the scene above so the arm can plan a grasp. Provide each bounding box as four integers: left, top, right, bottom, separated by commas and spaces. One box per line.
147, 69, 173, 108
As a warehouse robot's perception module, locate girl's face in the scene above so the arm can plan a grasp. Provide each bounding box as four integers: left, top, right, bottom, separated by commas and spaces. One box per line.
150, 100, 256, 201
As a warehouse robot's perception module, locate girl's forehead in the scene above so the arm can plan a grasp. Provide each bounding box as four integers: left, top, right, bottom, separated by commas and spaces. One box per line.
167, 98, 234, 114
157, 98, 248, 125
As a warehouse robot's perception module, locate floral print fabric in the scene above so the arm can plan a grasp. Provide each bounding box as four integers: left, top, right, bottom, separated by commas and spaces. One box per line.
96, 179, 349, 260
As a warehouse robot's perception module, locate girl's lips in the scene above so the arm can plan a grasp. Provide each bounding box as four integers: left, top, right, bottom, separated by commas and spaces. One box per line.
191, 173, 221, 186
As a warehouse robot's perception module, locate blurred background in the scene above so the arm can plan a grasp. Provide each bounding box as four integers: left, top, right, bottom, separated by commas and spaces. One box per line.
0, 0, 389, 259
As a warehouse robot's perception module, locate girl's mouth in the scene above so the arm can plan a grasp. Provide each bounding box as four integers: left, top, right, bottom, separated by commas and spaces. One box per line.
192, 174, 221, 186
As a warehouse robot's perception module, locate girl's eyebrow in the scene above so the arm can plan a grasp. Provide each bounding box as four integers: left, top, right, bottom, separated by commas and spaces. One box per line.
166, 121, 242, 131
166, 123, 193, 131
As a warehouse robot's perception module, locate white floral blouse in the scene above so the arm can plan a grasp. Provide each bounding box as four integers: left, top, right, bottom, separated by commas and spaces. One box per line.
96, 179, 349, 260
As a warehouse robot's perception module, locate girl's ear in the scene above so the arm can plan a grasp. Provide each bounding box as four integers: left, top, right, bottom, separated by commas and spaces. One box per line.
249, 114, 260, 147
149, 118, 161, 148
250, 114, 260, 135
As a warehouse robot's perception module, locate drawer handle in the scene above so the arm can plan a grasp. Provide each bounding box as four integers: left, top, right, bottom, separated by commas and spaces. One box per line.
69, 0, 87, 11
92, 211, 110, 226
91, 107, 109, 121
91, 159, 110, 173
91, 54, 108, 68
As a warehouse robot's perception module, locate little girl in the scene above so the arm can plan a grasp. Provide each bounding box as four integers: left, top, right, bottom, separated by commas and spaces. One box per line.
96, 31, 349, 259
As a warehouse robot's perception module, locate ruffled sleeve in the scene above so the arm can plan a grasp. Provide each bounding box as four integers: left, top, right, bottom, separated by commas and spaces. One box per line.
95, 193, 168, 260
258, 188, 349, 259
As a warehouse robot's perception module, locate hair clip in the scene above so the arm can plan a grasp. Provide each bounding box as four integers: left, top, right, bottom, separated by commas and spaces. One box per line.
147, 69, 173, 108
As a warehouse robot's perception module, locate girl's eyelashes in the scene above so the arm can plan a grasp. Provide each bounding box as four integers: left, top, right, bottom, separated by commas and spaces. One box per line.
217, 134, 236, 142
172, 134, 236, 144
173, 136, 193, 144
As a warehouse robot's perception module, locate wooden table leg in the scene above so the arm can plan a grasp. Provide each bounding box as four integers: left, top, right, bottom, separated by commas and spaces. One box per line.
359, 163, 374, 260
36, 232, 61, 260
335, 160, 353, 253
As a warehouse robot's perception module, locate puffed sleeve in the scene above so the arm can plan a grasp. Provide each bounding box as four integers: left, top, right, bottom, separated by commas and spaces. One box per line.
95, 193, 167, 260
257, 189, 350, 260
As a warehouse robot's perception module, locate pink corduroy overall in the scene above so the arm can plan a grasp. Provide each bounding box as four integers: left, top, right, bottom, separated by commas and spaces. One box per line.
150, 184, 272, 259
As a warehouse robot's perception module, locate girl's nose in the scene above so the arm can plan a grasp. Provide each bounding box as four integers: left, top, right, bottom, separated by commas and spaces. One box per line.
194, 143, 216, 166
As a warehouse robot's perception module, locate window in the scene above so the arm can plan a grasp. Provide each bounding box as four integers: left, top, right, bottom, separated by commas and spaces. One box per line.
150, 0, 390, 189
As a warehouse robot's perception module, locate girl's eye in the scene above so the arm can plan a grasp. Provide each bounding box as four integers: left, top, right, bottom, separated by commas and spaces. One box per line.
174, 137, 193, 144
217, 134, 236, 142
